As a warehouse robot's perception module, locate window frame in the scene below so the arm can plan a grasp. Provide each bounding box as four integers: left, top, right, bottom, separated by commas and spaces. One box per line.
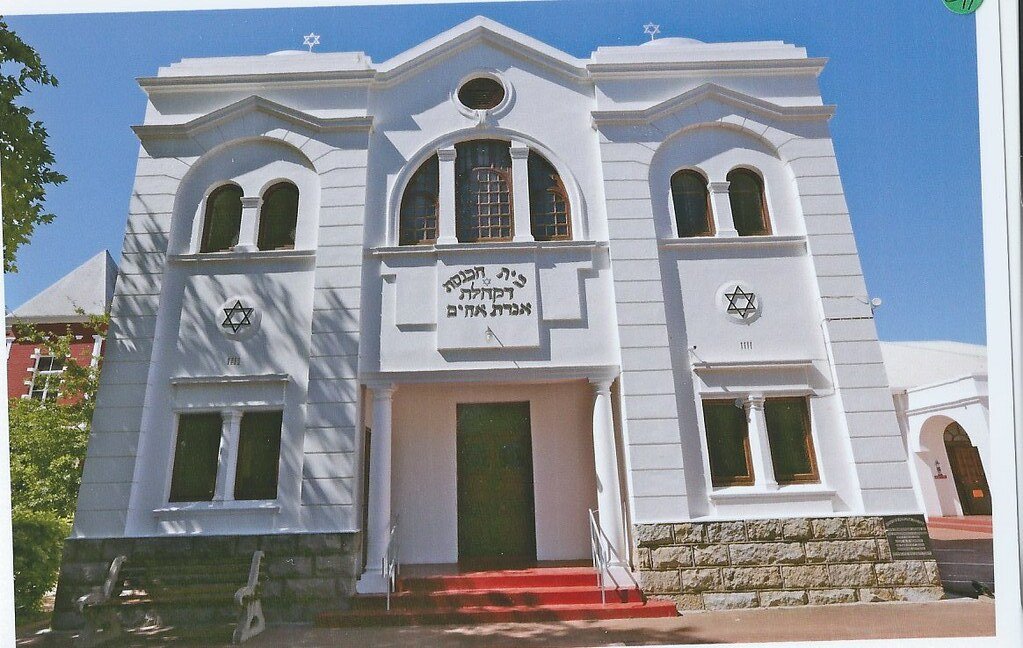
398, 154, 441, 246
701, 398, 756, 487
527, 151, 572, 242
256, 181, 300, 251
455, 140, 515, 243
166, 407, 284, 504
27, 351, 64, 402
233, 410, 284, 501
168, 411, 224, 503
763, 396, 820, 485
726, 167, 772, 237
669, 169, 714, 238
199, 183, 244, 253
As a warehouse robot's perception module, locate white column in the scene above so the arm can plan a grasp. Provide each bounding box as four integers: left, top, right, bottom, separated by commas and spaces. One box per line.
89, 334, 104, 368
236, 196, 261, 252
708, 181, 738, 237
215, 410, 243, 501
509, 143, 533, 242
357, 383, 396, 593
590, 378, 627, 567
743, 396, 778, 489
436, 147, 458, 244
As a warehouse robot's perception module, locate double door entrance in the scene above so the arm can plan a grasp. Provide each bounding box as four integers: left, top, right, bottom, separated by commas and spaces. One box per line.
456, 402, 537, 565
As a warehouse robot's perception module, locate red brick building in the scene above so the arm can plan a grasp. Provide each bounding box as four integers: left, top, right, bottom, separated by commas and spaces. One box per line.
5, 251, 118, 401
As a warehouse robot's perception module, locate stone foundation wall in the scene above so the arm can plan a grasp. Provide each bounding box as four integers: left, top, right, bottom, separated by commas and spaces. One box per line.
634, 516, 943, 610
52, 532, 361, 630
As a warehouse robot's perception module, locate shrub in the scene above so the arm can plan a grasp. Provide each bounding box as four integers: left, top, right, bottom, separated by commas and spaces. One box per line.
12, 509, 69, 614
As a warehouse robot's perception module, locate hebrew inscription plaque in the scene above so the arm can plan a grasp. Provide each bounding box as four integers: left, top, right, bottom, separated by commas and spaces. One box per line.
437, 263, 539, 350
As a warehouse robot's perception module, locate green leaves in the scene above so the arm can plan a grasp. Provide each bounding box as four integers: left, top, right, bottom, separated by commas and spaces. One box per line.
8, 313, 108, 519
0, 19, 66, 272
12, 509, 69, 613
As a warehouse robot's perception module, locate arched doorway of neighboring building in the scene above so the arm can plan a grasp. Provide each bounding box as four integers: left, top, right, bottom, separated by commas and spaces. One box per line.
943, 422, 991, 515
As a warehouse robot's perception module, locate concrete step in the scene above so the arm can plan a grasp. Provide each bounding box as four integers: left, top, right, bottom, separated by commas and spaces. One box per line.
351, 585, 646, 610
317, 600, 680, 627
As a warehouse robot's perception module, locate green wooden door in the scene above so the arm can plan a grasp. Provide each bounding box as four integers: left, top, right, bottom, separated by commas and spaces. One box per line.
456, 402, 537, 563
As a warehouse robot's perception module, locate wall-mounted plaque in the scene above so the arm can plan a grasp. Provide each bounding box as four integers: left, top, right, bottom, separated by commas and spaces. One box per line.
883, 515, 934, 560
437, 263, 539, 350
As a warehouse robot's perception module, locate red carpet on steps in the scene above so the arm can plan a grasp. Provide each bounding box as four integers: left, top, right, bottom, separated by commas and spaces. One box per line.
926, 516, 993, 533
316, 567, 678, 627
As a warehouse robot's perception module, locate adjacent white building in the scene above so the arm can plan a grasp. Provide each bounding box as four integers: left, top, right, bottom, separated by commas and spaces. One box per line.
57, 18, 945, 619
883, 341, 990, 519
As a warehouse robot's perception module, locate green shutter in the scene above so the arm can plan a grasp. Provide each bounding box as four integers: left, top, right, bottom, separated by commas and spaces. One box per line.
702, 400, 754, 486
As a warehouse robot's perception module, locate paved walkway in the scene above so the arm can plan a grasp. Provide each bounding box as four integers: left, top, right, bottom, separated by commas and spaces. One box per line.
20, 599, 995, 647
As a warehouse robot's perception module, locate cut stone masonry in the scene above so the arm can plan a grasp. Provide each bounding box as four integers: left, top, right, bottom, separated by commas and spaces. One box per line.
634, 516, 942, 610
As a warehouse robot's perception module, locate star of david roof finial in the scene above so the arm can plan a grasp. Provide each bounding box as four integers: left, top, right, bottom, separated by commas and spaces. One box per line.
303, 32, 321, 52
643, 22, 661, 41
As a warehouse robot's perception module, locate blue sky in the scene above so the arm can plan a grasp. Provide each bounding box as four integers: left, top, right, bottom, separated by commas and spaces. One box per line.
3, 0, 984, 343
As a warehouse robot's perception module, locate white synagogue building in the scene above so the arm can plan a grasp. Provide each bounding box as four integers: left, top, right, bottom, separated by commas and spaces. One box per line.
56, 18, 947, 624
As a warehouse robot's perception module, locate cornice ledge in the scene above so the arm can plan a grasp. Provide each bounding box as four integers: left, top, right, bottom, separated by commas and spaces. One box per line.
361, 364, 620, 385
168, 248, 316, 264
591, 83, 835, 127
368, 239, 606, 257
659, 234, 807, 250
133, 95, 374, 142
691, 359, 816, 372
587, 57, 828, 79
170, 373, 290, 386
138, 69, 376, 91
904, 395, 988, 417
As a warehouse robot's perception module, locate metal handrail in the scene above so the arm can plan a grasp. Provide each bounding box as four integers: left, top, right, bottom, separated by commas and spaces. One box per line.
382, 517, 399, 611
588, 508, 640, 605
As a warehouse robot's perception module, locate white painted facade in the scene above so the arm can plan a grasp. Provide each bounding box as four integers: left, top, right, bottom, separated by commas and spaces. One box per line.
73, 18, 922, 588
882, 341, 990, 518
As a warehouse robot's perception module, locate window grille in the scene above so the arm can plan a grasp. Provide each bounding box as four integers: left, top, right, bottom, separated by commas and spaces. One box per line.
29, 354, 64, 401
398, 155, 440, 245
528, 152, 571, 241
456, 140, 513, 242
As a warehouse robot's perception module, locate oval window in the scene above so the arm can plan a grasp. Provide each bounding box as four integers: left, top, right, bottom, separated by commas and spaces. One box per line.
457, 77, 505, 110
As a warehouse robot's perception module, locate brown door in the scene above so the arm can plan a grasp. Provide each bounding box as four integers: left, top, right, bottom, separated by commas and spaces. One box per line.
456, 402, 536, 565
944, 423, 991, 516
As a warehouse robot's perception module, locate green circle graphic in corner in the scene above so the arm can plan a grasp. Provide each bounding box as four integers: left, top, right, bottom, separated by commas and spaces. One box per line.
943, 0, 984, 14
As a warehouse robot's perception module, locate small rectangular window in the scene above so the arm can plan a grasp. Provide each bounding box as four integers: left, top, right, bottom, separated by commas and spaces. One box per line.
764, 397, 819, 484
169, 413, 223, 502
702, 400, 754, 486
233, 410, 283, 500
29, 355, 65, 401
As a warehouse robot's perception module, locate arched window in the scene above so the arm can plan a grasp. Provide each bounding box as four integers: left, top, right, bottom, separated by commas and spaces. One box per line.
455, 140, 513, 242
528, 152, 571, 241
398, 155, 439, 246
257, 182, 299, 250
200, 184, 243, 253
727, 169, 770, 236
943, 421, 971, 445
670, 170, 712, 237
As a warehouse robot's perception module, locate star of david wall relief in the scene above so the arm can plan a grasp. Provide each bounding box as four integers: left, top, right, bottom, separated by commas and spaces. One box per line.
218, 296, 262, 340
717, 281, 762, 324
